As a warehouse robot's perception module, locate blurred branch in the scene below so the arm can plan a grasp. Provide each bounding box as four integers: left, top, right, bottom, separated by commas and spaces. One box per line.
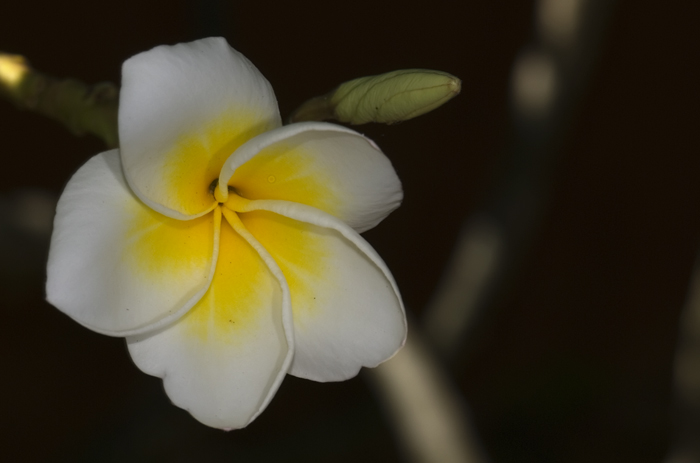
666, 254, 700, 463
369, 332, 487, 463
289, 69, 460, 125
0, 52, 119, 148
423, 0, 618, 357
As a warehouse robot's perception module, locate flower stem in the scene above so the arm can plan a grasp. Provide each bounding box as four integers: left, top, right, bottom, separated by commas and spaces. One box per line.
0, 52, 119, 148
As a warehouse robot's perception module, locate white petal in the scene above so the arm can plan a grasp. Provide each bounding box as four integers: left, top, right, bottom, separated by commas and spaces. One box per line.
218, 122, 402, 233
235, 199, 406, 381
119, 37, 282, 219
127, 210, 294, 429
46, 150, 219, 336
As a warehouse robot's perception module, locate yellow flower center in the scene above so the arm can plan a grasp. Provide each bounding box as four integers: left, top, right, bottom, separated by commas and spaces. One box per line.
209, 178, 250, 213
214, 183, 227, 203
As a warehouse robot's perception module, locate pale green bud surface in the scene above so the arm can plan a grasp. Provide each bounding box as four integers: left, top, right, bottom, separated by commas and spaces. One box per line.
290, 69, 461, 125
332, 69, 461, 124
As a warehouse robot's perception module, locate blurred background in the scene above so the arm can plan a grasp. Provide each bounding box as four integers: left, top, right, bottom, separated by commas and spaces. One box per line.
1, 0, 699, 461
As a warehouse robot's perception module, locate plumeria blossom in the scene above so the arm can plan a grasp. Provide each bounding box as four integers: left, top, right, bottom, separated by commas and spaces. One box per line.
46, 38, 406, 429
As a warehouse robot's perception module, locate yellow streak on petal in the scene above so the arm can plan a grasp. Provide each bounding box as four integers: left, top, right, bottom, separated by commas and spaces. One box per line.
240, 210, 328, 320
163, 113, 276, 215
124, 201, 214, 281
182, 208, 278, 344
230, 142, 337, 216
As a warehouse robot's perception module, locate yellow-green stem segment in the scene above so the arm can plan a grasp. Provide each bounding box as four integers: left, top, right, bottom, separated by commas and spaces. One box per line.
0, 52, 119, 148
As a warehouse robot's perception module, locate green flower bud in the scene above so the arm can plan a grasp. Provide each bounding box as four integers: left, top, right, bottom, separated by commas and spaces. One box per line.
332, 69, 461, 124
290, 69, 461, 125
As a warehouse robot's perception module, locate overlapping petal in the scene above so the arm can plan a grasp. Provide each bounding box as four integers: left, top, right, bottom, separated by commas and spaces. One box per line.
119, 37, 282, 219
233, 198, 406, 381
126, 213, 293, 429
48, 37, 407, 431
218, 122, 403, 233
46, 150, 219, 336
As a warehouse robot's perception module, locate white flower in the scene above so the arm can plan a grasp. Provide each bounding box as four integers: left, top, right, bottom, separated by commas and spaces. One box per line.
46, 38, 406, 429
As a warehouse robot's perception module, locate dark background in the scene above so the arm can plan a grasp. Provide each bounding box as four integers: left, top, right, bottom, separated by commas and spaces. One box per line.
1, 0, 699, 461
